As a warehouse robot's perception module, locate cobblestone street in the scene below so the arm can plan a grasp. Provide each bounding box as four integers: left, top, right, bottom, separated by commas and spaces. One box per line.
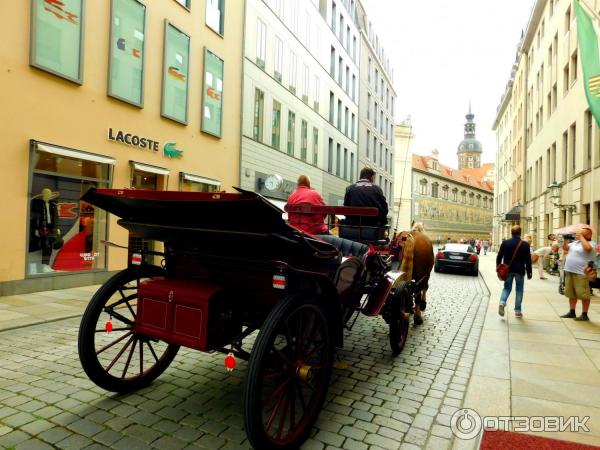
0, 271, 489, 450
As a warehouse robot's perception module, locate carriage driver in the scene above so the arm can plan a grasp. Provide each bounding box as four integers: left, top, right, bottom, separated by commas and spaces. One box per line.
341, 167, 389, 242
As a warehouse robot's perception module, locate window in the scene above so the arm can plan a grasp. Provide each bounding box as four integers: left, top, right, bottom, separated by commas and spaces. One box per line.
336, 144, 341, 176
312, 127, 319, 165
570, 49, 578, 85
313, 75, 320, 110
287, 110, 296, 155
30, 0, 85, 83
431, 183, 438, 198
350, 152, 355, 180
302, 64, 309, 102
300, 120, 308, 160
180, 173, 221, 192
329, 92, 335, 123
289, 52, 297, 93
419, 180, 427, 195
108, 0, 146, 107
274, 36, 283, 81
253, 88, 264, 141
338, 56, 343, 85
256, 18, 266, 68
373, 136, 377, 163
368, 57, 372, 83
271, 100, 281, 150
343, 147, 348, 179
461, 190, 467, 203
337, 100, 342, 129
352, 74, 356, 101
330, 46, 336, 77
206, 0, 224, 35
570, 122, 576, 175
586, 110, 593, 170
345, 66, 350, 94
328, 138, 333, 173
351, 113, 355, 140
366, 130, 370, 158
27, 141, 113, 276
175, 0, 191, 8
565, 5, 571, 34
352, 35, 357, 61
367, 93, 371, 120
452, 188, 458, 202
162, 21, 190, 124
562, 130, 568, 181
201, 49, 224, 137
344, 107, 349, 135
331, 1, 336, 33
442, 185, 449, 200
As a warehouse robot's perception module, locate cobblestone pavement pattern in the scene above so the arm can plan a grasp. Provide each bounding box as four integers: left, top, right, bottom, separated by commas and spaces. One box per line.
0, 271, 488, 449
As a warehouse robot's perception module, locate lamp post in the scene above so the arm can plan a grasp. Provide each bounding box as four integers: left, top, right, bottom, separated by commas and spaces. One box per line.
547, 181, 576, 212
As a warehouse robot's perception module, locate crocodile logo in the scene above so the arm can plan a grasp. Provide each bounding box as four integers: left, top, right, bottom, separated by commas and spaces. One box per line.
163, 142, 183, 159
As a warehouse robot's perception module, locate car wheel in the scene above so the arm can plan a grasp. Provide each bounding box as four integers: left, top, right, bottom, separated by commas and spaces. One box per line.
471, 265, 479, 276
434, 264, 440, 273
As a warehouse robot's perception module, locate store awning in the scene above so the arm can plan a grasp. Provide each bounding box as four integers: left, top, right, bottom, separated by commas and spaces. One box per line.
504, 206, 521, 221
36, 142, 116, 165
181, 173, 221, 186
130, 161, 170, 176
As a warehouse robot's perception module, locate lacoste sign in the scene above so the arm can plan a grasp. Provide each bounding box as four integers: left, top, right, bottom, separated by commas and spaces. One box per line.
107, 128, 184, 159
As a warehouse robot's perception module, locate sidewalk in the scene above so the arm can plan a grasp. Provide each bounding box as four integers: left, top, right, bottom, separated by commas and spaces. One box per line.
458, 251, 600, 448
0, 284, 99, 331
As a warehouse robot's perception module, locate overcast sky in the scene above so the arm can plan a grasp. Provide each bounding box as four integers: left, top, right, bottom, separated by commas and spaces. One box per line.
362, 0, 536, 169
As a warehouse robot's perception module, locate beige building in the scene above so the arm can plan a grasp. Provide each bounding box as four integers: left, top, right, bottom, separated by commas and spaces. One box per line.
392, 118, 414, 233
493, 0, 600, 248
1, 0, 243, 294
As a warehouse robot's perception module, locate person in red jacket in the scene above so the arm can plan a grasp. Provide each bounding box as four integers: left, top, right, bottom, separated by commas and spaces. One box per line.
286, 175, 329, 235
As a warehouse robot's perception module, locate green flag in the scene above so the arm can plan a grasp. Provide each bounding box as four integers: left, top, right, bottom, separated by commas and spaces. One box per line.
575, 1, 600, 126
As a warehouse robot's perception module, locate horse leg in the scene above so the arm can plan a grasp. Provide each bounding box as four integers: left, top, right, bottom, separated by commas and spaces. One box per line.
414, 292, 424, 325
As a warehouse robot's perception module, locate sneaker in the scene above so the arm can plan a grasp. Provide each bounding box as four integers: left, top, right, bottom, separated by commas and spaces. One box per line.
515, 311, 523, 318
575, 314, 590, 321
498, 304, 505, 317
561, 311, 576, 319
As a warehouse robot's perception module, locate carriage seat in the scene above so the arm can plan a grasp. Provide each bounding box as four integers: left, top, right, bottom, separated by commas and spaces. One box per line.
339, 224, 388, 246
315, 234, 369, 257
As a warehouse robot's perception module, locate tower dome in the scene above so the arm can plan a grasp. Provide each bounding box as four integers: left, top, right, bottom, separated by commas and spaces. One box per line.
457, 103, 482, 169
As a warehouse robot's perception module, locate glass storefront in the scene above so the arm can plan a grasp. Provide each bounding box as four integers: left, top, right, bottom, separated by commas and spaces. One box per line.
27, 142, 114, 276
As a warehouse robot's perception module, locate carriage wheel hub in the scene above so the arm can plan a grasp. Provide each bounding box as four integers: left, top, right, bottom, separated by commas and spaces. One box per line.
297, 363, 313, 381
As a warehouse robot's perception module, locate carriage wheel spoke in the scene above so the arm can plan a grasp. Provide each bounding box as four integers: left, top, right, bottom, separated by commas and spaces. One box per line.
96, 331, 133, 355
303, 339, 324, 361
289, 381, 296, 430
95, 326, 131, 333
299, 378, 316, 393
105, 335, 134, 372
264, 368, 287, 380
103, 310, 134, 327
139, 339, 144, 375
299, 312, 317, 356
294, 379, 307, 414
273, 348, 293, 367
265, 385, 288, 433
147, 341, 159, 363
261, 378, 290, 410
121, 338, 137, 379
276, 390, 291, 439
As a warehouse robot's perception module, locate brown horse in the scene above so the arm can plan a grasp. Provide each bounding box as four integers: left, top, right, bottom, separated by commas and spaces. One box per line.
392, 228, 434, 325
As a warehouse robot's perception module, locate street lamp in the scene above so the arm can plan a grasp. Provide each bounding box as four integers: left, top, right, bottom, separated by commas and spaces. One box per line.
547, 181, 576, 212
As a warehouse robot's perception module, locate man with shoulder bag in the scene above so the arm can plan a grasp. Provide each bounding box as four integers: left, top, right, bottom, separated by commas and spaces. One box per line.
496, 225, 532, 318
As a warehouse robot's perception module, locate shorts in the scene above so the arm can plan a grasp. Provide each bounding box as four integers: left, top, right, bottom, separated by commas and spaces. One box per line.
564, 271, 591, 300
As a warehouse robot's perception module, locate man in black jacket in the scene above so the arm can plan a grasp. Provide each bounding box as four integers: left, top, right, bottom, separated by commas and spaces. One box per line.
497, 225, 532, 318
340, 167, 388, 241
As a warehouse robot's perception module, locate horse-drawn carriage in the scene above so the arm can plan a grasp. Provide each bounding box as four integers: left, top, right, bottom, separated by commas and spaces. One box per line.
77, 188, 432, 449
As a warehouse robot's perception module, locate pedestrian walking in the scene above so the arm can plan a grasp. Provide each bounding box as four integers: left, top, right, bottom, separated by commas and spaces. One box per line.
497, 225, 532, 318
483, 239, 489, 255
560, 225, 596, 321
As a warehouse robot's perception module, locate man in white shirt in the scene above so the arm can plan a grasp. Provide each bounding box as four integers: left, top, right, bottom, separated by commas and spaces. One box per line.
560, 225, 596, 321
532, 244, 559, 279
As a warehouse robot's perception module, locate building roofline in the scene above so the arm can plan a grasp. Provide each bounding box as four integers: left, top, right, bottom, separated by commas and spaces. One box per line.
519, 0, 548, 53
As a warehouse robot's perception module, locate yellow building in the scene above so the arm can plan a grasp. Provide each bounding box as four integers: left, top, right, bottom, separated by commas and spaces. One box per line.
1, 0, 243, 294
494, 0, 600, 248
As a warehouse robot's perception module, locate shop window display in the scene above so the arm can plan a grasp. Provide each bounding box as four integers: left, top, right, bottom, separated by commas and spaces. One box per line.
27, 144, 110, 275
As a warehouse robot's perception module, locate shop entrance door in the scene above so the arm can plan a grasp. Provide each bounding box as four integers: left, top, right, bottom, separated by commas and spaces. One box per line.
128, 169, 158, 260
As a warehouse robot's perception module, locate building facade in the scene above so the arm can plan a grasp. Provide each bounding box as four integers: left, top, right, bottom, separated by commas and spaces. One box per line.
1, 0, 243, 294
412, 152, 495, 245
355, 1, 396, 210
240, 0, 360, 207
493, 0, 600, 248
392, 118, 414, 233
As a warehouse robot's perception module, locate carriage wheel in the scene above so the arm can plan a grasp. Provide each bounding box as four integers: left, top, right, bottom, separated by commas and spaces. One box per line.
244, 295, 334, 450
78, 266, 179, 393
388, 285, 411, 356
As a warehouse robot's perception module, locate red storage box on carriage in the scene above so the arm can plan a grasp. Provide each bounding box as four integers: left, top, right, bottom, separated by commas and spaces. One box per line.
135, 277, 240, 351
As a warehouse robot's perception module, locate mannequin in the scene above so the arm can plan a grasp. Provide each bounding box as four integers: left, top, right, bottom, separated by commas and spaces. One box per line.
30, 188, 62, 272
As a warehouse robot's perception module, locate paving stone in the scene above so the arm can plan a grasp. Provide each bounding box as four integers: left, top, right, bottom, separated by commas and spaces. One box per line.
426, 435, 452, 450
0, 430, 31, 447
20, 419, 55, 435
66, 419, 104, 437
314, 430, 345, 447
404, 427, 428, 447
92, 429, 122, 447
342, 438, 368, 450
15, 438, 55, 450
196, 433, 227, 449
55, 434, 94, 450
431, 424, 453, 439
364, 433, 400, 450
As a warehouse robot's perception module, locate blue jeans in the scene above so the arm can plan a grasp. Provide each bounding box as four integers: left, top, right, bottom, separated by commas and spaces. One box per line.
499, 272, 524, 312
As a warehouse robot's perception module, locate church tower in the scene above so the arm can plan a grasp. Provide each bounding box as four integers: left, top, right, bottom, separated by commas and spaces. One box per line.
457, 103, 482, 169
